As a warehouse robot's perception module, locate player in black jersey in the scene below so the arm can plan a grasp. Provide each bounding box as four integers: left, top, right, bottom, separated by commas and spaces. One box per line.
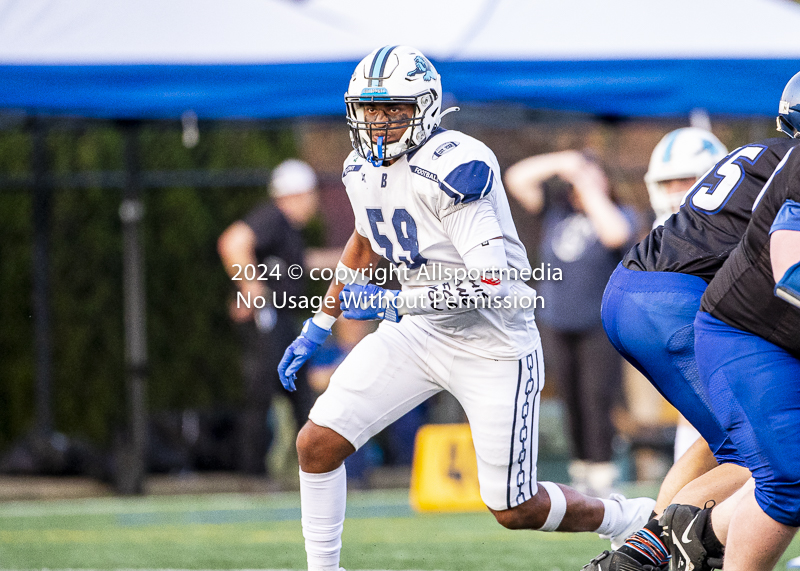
690, 142, 800, 571
583, 71, 800, 571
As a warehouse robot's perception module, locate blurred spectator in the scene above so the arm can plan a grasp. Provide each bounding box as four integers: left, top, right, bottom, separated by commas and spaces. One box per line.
644, 127, 728, 461
504, 150, 640, 496
307, 319, 372, 393
217, 159, 318, 474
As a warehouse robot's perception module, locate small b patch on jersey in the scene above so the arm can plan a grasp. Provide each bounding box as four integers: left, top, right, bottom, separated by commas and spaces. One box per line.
433, 141, 459, 160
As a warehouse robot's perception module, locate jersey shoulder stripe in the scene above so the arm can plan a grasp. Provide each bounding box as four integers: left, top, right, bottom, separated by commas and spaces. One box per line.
440, 160, 494, 205
410, 130, 499, 207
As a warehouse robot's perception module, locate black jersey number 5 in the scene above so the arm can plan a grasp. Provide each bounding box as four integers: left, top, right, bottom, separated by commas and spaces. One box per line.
688, 145, 766, 213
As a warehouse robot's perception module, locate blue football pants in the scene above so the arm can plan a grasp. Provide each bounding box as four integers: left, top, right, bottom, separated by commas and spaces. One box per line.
601, 264, 742, 465
695, 311, 800, 526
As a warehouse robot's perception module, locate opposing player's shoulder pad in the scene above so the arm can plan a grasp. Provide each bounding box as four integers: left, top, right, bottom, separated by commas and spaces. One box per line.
342, 151, 363, 179
426, 132, 498, 206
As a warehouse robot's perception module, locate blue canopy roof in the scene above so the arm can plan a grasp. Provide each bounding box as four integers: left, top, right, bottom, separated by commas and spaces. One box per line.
1, 0, 799, 119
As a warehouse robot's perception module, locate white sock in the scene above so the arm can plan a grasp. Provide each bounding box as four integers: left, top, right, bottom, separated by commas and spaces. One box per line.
594, 497, 622, 536
300, 464, 347, 571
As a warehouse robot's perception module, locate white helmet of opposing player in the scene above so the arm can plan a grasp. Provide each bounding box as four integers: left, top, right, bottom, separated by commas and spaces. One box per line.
645, 127, 728, 220
345, 45, 456, 166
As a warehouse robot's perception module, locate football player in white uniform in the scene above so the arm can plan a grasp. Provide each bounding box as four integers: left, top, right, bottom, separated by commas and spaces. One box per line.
277, 45, 655, 571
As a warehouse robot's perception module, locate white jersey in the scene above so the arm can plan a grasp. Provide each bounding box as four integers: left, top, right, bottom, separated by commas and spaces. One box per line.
341, 129, 539, 360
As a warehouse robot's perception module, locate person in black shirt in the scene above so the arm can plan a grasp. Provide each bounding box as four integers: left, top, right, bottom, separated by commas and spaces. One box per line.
218, 159, 318, 474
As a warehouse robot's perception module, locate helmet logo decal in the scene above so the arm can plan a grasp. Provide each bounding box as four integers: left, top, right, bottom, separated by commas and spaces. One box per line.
407, 56, 437, 81
661, 130, 679, 162
699, 139, 718, 155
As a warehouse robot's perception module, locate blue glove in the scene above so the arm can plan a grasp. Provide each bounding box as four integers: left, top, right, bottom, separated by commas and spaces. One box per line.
277, 318, 332, 391
775, 260, 800, 309
339, 283, 402, 322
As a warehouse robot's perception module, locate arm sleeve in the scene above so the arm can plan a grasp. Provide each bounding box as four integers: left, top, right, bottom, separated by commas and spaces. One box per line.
441, 198, 504, 257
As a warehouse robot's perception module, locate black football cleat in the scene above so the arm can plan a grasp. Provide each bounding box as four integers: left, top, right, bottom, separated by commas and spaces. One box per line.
659, 503, 721, 571
581, 550, 666, 571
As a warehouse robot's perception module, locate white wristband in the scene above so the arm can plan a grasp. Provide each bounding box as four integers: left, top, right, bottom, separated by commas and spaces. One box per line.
311, 311, 337, 331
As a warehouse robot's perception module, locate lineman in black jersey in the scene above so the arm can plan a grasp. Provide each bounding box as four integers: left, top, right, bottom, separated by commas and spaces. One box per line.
611, 135, 798, 463
624, 135, 800, 281
692, 144, 800, 571
584, 72, 800, 571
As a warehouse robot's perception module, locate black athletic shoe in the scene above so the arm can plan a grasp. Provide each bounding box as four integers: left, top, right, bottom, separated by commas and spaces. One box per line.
581, 550, 666, 571
658, 504, 720, 571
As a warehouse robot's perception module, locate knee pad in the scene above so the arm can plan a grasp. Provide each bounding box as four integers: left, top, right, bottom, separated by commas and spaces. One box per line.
538, 481, 567, 532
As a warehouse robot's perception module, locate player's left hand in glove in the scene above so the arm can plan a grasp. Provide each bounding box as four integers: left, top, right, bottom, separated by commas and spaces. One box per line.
277, 318, 332, 391
339, 283, 402, 322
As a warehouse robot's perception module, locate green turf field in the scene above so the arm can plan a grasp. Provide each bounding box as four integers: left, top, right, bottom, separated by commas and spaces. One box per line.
1, 488, 799, 570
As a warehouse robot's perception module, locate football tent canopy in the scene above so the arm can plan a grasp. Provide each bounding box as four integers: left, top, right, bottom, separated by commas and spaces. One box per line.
1, 0, 800, 120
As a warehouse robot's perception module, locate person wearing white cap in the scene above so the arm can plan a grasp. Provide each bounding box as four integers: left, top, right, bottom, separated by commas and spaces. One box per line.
218, 158, 319, 474
269, 159, 320, 228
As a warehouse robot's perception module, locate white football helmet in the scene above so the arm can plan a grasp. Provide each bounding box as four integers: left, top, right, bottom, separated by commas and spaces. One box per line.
645, 127, 728, 220
345, 45, 456, 166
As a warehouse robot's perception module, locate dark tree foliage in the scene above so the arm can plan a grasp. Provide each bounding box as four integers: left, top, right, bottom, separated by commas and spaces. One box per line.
0, 122, 298, 448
